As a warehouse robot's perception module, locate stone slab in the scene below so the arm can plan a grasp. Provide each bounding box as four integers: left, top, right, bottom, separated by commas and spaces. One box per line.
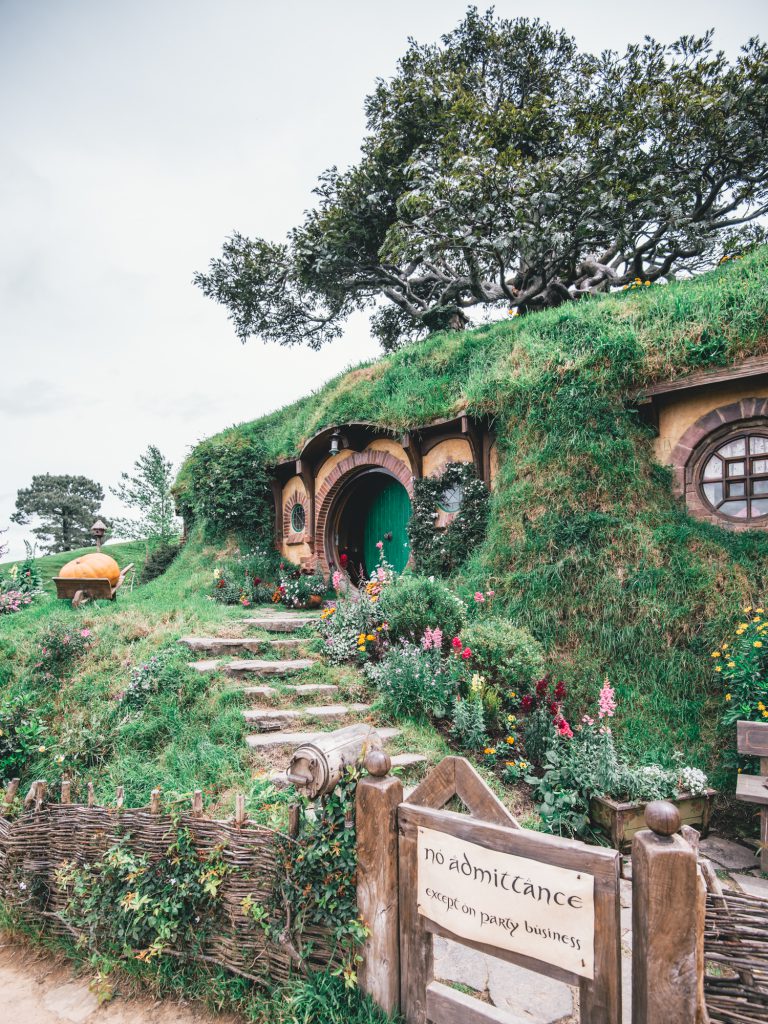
700, 835, 759, 872
189, 659, 221, 673
247, 726, 400, 749
433, 936, 575, 1023
240, 683, 338, 699
242, 615, 318, 632
179, 636, 306, 654
731, 872, 768, 898
41, 983, 99, 1024
391, 753, 428, 768
243, 703, 371, 731
226, 658, 315, 675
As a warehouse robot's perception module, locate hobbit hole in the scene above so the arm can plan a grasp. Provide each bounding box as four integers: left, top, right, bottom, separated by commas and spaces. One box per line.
270, 416, 495, 575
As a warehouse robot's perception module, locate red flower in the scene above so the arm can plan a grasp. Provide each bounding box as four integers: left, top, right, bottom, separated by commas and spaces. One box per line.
535, 676, 549, 697
253, 576, 261, 586
548, 700, 559, 716
462, 647, 471, 660
520, 695, 534, 712
554, 680, 566, 700
451, 637, 462, 649
340, 553, 348, 567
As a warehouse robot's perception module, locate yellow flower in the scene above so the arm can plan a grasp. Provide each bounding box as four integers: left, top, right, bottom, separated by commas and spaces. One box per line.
470, 674, 483, 693
357, 646, 366, 652
727, 662, 736, 668
754, 617, 762, 623
711, 651, 721, 658
509, 691, 516, 699
714, 666, 722, 672
744, 606, 753, 614
757, 608, 765, 614
38, 745, 46, 753
507, 714, 516, 722
725, 693, 732, 701
759, 702, 766, 712
484, 747, 496, 755
754, 641, 763, 648
366, 634, 375, 642
723, 643, 729, 649
506, 736, 515, 745
519, 761, 528, 769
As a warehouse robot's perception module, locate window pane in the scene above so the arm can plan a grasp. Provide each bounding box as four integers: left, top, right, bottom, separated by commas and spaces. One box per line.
753, 479, 768, 496
753, 459, 768, 474
439, 483, 464, 513
720, 500, 748, 518
750, 436, 768, 454
727, 462, 745, 477
728, 481, 746, 498
703, 456, 722, 480
718, 438, 746, 458
703, 482, 723, 506
751, 499, 768, 517
291, 504, 306, 533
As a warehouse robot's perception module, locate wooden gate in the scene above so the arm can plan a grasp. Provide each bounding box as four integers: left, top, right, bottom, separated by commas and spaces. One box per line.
396, 757, 622, 1024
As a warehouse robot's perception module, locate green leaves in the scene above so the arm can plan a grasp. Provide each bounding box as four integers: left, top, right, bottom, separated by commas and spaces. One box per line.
197, 11, 768, 350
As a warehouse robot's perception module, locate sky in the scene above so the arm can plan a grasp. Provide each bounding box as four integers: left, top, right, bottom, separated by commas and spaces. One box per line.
2, 0, 768, 560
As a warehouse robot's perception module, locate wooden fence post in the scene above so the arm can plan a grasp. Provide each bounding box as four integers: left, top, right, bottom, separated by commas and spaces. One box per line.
356, 751, 403, 1016
632, 801, 699, 1024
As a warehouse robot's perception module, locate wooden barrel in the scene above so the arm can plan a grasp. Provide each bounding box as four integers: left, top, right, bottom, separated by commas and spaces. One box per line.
287, 723, 385, 798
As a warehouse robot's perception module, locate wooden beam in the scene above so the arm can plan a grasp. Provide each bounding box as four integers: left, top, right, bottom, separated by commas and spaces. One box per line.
735, 774, 768, 804
639, 355, 768, 399
357, 773, 403, 1015
426, 981, 513, 1024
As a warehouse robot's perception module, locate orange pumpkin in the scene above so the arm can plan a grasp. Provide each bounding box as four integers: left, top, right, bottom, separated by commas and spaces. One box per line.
60, 553, 121, 587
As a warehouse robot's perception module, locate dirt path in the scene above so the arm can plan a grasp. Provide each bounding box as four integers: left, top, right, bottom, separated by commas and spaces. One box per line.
0, 935, 241, 1024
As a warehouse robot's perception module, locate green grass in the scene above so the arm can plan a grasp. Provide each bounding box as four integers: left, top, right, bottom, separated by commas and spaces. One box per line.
176, 247, 768, 777
1, 540, 148, 593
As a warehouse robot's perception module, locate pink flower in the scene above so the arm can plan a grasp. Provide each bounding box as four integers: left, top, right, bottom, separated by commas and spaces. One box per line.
557, 717, 574, 739
486, 590, 495, 598
582, 714, 595, 726
474, 591, 485, 603
332, 570, 343, 590
80, 629, 91, 639
451, 636, 462, 649
376, 541, 384, 550
462, 647, 471, 660
598, 681, 617, 719
421, 627, 444, 650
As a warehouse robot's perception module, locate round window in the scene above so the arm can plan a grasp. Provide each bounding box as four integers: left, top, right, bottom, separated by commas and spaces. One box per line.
699, 432, 768, 521
290, 503, 306, 533
438, 482, 464, 514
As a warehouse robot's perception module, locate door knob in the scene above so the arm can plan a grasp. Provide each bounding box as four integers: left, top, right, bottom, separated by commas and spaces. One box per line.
384, 532, 393, 541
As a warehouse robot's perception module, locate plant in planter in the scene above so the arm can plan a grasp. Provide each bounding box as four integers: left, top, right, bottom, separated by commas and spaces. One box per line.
528, 681, 714, 844
277, 566, 327, 608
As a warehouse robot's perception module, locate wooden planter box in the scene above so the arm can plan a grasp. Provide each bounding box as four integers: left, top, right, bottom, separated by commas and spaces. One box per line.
589, 789, 717, 850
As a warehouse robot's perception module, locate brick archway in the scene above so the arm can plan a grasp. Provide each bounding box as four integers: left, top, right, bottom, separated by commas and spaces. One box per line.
670, 397, 768, 526
314, 450, 414, 573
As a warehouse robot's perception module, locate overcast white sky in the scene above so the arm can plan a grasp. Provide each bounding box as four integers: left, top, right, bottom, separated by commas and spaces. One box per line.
2, 0, 768, 560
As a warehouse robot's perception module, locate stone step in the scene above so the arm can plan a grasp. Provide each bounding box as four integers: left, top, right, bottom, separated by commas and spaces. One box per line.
247, 726, 400, 750
227, 658, 315, 676
179, 636, 306, 655
190, 659, 222, 673
244, 703, 372, 732
241, 683, 340, 699
242, 615, 319, 633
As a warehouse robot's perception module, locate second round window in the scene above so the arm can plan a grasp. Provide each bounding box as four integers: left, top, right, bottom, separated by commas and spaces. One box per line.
291, 503, 306, 533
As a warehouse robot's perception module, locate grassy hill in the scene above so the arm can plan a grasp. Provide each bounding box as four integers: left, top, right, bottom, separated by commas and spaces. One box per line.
1, 541, 148, 594
177, 247, 768, 771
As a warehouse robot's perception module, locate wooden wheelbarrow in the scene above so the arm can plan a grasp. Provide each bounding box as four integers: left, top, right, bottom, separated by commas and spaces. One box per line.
53, 564, 135, 608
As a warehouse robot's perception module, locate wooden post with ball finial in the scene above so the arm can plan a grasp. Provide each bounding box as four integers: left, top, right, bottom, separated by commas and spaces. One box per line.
632, 800, 701, 1024
356, 748, 403, 1016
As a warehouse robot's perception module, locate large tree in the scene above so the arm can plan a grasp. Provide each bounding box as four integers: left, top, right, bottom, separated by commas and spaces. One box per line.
11, 475, 105, 554
196, 9, 768, 351
110, 445, 180, 546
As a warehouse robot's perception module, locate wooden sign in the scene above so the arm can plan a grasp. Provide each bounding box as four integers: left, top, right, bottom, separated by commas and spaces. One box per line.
417, 825, 595, 979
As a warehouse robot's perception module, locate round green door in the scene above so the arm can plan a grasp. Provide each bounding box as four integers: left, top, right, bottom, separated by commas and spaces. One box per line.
363, 478, 412, 574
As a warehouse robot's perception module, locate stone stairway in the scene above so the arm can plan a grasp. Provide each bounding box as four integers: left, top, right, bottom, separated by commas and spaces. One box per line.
178, 607, 430, 786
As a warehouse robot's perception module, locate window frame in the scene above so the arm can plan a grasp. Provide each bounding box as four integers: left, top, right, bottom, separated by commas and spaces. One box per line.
696, 428, 768, 523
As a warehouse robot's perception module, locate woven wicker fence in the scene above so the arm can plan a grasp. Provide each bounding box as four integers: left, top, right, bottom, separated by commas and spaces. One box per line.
704, 888, 768, 1024
0, 785, 334, 984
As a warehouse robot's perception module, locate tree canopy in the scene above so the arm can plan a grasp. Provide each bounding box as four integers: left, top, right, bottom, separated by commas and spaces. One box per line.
11, 475, 105, 554
196, 8, 768, 351
111, 445, 180, 546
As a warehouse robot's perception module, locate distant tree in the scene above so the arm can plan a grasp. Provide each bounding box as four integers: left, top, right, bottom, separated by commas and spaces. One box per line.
110, 445, 180, 547
196, 9, 768, 351
0, 528, 8, 560
11, 475, 105, 554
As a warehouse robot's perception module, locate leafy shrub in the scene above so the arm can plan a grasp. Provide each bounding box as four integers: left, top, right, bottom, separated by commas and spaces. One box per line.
408, 462, 489, 576
365, 641, 457, 721
450, 692, 487, 750
378, 574, 465, 644
520, 675, 571, 766
319, 599, 386, 664
275, 970, 394, 1024
118, 645, 187, 713
141, 541, 180, 583
714, 604, 768, 727
0, 590, 34, 615
211, 546, 280, 606
56, 828, 228, 961
31, 619, 95, 680
176, 432, 273, 543
461, 619, 544, 694
0, 694, 48, 783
